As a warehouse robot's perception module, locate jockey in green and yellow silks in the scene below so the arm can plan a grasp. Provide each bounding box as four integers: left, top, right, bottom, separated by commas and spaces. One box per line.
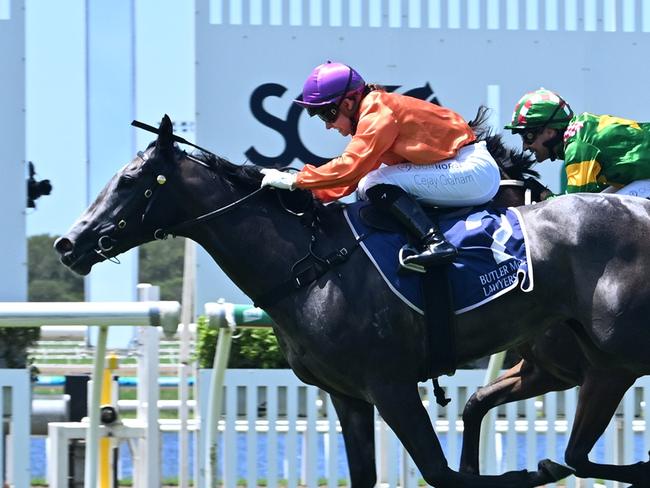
505, 88, 650, 197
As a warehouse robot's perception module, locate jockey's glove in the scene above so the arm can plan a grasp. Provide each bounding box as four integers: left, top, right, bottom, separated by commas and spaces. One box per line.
260, 168, 297, 191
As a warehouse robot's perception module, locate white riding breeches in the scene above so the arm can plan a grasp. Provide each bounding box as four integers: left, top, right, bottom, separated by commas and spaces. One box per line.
357, 141, 501, 207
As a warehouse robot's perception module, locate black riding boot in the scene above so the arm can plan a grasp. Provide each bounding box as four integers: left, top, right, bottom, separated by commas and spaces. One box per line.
366, 184, 458, 269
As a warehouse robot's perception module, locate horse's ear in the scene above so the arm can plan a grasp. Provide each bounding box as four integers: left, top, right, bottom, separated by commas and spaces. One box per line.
155, 114, 174, 153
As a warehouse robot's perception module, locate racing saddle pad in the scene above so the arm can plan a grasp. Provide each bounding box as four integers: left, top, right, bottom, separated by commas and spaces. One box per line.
343, 201, 534, 314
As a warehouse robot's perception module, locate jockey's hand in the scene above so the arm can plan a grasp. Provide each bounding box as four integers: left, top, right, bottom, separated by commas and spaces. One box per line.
260, 168, 297, 191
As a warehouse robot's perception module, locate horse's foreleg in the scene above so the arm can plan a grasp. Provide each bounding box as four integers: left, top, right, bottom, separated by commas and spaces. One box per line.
460, 358, 575, 474
330, 392, 376, 488
371, 383, 569, 487
565, 370, 649, 485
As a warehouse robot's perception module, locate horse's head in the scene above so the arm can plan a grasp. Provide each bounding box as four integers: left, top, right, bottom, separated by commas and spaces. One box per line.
55, 115, 191, 275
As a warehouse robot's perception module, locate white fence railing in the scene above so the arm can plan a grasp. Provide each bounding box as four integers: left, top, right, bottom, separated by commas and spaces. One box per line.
0, 368, 30, 488
0, 299, 181, 488
4, 366, 650, 487
198, 369, 650, 488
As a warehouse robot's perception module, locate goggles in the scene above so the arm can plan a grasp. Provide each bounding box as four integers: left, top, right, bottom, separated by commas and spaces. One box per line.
520, 128, 542, 145
307, 104, 340, 124
305, 67, 354, 124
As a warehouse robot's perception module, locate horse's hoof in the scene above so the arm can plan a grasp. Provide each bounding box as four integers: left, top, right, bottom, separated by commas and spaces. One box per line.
537, 459, 575, 483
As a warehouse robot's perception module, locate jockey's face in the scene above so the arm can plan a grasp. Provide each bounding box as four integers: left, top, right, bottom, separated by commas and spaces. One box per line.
521, 127, 557, 162
325, 97, 356, 137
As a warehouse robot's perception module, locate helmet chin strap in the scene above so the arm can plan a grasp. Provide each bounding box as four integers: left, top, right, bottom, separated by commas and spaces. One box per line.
542, 130, 565, 161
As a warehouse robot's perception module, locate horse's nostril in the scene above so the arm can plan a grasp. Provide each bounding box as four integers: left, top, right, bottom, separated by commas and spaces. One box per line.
54, 236, 74, 255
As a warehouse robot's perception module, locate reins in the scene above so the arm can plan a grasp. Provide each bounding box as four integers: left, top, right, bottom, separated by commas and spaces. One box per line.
159, 186, 267, 239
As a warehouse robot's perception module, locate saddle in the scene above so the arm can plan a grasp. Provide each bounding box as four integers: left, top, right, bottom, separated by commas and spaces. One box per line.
358, 203, 460, 386
358, 203, 473, 235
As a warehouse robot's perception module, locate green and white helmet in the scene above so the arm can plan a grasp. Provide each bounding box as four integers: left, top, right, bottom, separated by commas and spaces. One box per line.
504, 88, 573, 132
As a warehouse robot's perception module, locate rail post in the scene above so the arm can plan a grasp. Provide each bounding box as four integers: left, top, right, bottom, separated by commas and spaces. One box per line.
136, 284, 161, 488
200, 301, 273, 488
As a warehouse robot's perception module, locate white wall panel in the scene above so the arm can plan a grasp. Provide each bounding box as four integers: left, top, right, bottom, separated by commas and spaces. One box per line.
0, 0, 26, 301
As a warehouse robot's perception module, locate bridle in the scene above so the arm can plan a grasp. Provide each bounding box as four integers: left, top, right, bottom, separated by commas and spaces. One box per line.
93, 147, 172, 262
96, 119, 359, 308
93, 146, 270, 262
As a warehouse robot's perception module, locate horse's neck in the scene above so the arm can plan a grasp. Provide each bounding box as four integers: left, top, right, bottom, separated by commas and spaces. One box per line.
185, 194, 340, 303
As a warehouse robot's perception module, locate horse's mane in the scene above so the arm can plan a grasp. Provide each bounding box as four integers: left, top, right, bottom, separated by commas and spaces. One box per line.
469, 106, 539, 180
180, 147, 264, 189
182, 146, 330, 211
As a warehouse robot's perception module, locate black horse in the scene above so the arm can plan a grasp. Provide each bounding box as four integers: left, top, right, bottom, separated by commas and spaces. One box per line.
55, 115, 650, 487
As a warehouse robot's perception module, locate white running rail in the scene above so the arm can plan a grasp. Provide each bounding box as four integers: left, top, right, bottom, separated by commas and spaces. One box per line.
0, 301, 180, 488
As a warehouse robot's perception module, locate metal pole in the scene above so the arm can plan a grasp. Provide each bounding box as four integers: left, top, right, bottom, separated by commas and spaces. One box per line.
136, 284, 161, 488
201, 301, 273, 487
99, 353, 118, 488
179, 239, 196, 488
0, 301, 180, 334
84, 324, 108, 487
205, 302, 273, 330
203, 301, 236, 488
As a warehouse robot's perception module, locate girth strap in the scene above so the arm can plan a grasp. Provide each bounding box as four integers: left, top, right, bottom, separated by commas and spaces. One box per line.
421, 266, 457, 381
253, 243, 364, 310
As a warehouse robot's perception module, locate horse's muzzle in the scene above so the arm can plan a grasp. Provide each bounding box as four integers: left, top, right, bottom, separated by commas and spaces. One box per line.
54, 236, 74, 255
54, 236, 96, 275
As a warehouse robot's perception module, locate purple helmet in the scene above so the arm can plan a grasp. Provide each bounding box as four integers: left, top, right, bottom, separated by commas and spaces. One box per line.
294, 62, 365, 108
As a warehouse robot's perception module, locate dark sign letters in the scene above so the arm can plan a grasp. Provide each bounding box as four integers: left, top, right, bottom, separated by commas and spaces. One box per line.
245, 82, 440, 167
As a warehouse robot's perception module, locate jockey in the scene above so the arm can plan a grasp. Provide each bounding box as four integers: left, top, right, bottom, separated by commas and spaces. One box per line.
261, 61, 501, 268
505, 88, 650, 197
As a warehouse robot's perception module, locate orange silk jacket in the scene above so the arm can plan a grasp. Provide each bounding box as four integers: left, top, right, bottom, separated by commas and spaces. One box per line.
295, 90, 476, 202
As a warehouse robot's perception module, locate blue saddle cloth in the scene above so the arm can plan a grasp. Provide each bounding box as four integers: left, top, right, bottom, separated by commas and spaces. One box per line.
343, 202, 534, 315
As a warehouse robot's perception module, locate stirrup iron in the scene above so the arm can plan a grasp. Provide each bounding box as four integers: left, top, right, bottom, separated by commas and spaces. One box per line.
398, 245, 426, 274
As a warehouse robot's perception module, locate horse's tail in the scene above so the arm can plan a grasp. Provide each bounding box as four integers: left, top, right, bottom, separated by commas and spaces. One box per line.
468, 105, 541, 180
